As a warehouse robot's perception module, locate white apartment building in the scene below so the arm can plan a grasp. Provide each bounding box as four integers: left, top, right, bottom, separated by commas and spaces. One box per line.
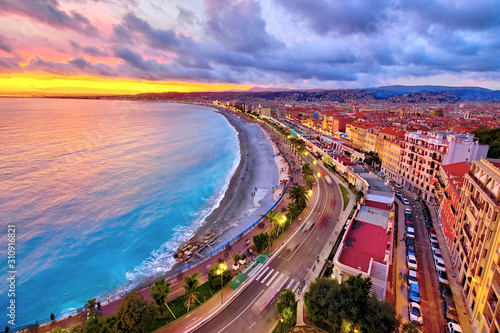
399, 130, 488, 203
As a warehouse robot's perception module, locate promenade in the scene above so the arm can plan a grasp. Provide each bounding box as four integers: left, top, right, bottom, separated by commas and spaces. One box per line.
34, 110, 307, 333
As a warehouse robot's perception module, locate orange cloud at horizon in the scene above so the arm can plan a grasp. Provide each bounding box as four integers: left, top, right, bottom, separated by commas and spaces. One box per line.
0, 73, 253, 96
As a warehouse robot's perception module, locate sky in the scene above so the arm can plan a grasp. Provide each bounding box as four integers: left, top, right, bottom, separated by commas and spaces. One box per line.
0, 0, 499, 95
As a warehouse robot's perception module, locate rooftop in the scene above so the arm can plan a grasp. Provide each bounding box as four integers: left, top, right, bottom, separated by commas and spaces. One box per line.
339, 220, 391, 273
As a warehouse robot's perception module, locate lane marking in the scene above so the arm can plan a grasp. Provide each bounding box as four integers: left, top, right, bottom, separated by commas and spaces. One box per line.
286, 278, 295, 290
247, 263, 262, 278
260, 268, 274, 284
292, 281, 300, 293
266, 271, 280, 286
217, 290, 264, 333
281, 276, 289, 289
255, 266, 269, 281
287, 227, 316, 261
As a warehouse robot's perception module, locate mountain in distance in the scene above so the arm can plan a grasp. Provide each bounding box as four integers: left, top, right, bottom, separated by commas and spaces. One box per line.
374, 85, 492, 93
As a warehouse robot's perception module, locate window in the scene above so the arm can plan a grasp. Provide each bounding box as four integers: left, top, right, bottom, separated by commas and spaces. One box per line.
478, 266, 483, 277
483, 249, 488, 258
488, 230, 493, 241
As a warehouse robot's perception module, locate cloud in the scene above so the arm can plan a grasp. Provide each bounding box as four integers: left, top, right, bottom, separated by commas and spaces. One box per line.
204, 0, 283, 52
0, 0, 98, 35
0, 35, 13, 53
69, 40, 109, 57
0, 56, 20, 71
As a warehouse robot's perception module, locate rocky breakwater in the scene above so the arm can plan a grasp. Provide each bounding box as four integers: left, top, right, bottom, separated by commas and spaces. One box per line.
173, 228, 218, 263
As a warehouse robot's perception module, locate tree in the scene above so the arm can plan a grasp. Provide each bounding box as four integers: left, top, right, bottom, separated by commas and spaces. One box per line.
305, 174, 315, 189
184, 272, 202, 312
83, 318, 102, 333
302, 163, 314, 176
275, 289, 297, 326
304, 275, 400, 333
207, 262, 232, 290
85, 298, 97, 318
286, 202, 300, 221
253, 232, 269, 252
260, 209, 280, 233
402, 322, 420, 333
288, 185, 309, 210
149, 279, 171, 316
114, 291, 156, 333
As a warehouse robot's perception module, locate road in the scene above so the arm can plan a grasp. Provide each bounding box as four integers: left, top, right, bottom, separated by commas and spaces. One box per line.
192, 155, 342, 333
397, 192, 446, 332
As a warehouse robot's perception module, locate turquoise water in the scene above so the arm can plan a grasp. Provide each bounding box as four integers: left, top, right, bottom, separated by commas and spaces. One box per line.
0, 99, 239, 327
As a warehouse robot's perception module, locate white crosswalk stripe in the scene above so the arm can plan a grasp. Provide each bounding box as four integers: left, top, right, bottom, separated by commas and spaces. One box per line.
266, 271, 281, 286
285, 278, 295, 290
248, 263, 263, 278
255, 266, 269, 281
260, 268, 275, 284
292, 281, 300, 293
281, 276, 289, 288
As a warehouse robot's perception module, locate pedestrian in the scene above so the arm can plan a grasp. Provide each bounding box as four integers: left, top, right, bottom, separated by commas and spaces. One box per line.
107, 296, 110, 304
50, 313, 55, 323
5, 326, 9, 333
97, 300, 101, 311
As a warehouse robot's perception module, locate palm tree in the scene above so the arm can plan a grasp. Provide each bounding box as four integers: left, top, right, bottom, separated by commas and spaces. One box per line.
260, 209, 280, 233
85, 298, 97, 318
288, 185, 309, 210
287, 201, 299, 220
150, 279, 174, 317
184, 272, 202, 312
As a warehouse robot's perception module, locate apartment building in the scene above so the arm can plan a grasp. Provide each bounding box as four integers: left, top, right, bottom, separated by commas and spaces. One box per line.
381, 139, 402, 183
399, 130, 488, 203
451, 158, 500, 333
346, 122, 377, 151
435, 162, 470, 250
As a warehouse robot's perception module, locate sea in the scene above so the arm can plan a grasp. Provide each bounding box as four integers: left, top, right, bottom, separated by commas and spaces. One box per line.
0, 98, 240, 327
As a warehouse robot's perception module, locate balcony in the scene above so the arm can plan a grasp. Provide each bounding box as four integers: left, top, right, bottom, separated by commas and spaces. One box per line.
460, 241, 470, 261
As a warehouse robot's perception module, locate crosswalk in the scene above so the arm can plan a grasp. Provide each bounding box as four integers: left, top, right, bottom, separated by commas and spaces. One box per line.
253, 265, 301, 293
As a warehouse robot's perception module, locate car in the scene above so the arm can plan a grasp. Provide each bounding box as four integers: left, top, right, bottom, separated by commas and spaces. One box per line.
409, 302, 423, 325
428, 227, 437, 235
414, 196, 420, 201
431, 242, 440, 250
405, 212, 412, 218
426, 222, 433, 229
395, 183, 403, 189
395, 190, 402, 196
407, 245, 416, 256
442, 298, 459, 323
435, 258, 447, 272
409, 283, 421, 303
406, 237, 415, 247
439, 283, 453, 300
407, 254, 418, 270
407, 226, 415, 239
405, 217, 413, 224
438, 270, 449, 284
446, 322, 463, 333
402, 198, 410, 205
408, 270, 418, 284
405, 207, 412, 214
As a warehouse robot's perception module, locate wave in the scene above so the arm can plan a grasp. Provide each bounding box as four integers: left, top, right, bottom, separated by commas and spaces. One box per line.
121, 118, 241, 289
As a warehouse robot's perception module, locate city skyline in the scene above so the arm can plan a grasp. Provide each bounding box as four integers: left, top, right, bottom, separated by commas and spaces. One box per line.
1, 0, 500, 96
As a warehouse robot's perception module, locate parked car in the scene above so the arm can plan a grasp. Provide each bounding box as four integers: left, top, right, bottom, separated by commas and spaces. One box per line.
442, 298, 459, 323
439, 283, 453, 300
406, 237, 415, 247
405, 213, 412, 219
409, 283, 421, 303
407, 254, 418, 270
435, 258, 447, 272
409, 302, 423, 325
405, 207, 412, 214
407, 245, 416, 256
438, 270, 449, 284
405, 217, 413, 225
407, 226, 415, 239
431, 242, 440, 250
428, 227, 437, 236
446, 322, 463, 333
403, 198, 410, 205
408, 269, 418, 284
395, 184, 403, 189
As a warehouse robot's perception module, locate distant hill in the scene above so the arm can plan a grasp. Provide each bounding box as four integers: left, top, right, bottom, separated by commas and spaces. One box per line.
370, 85, 500, 101
375, 85, 491, 93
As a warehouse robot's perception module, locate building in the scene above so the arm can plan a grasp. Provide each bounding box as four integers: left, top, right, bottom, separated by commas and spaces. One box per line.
451, 158, 500, 333
399, 130, 488, 203
332, 191, 394, 300
435, 162, 470, 250
381, 139, 402, 183
346, 122, 377, 151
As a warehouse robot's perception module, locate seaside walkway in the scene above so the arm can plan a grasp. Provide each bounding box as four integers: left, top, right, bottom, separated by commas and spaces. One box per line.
33, 110, 307, 333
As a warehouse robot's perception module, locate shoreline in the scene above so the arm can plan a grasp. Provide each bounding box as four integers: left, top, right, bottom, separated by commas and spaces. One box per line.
170, 106, 288, 268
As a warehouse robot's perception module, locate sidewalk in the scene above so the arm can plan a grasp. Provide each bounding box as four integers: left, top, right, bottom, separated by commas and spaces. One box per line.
295, 171, 356, 326
36, 116, 307, 333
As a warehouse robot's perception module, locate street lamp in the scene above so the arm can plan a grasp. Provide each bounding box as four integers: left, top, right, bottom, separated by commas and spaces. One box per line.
280, 315, 284, 333
217, 263, 227, 304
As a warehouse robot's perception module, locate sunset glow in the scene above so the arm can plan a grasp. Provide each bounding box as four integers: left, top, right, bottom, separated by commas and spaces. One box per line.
0, 73, 252, 96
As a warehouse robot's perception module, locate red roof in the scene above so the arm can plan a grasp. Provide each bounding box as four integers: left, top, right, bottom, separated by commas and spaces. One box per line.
339, 221, 391, 273
442, 162, 470, 178
364, 200, 391, 211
